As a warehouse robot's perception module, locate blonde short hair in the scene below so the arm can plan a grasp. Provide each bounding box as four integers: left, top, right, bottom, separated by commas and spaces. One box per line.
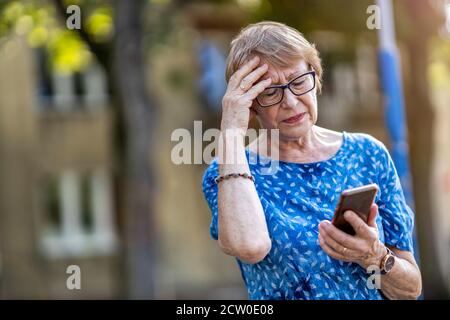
225, 21, 323, 92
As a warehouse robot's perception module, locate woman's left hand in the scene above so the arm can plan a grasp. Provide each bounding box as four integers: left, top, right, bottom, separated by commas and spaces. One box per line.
318, 204, 387, 270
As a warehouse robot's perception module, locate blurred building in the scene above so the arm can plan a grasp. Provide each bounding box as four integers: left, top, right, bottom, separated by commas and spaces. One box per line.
0, 35, 120, 299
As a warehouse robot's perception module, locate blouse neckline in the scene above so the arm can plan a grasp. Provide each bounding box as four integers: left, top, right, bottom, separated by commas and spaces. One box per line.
246, 131, 348, 166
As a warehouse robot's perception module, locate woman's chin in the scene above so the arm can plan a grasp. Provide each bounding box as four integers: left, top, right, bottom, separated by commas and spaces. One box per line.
278, 122, 312, 139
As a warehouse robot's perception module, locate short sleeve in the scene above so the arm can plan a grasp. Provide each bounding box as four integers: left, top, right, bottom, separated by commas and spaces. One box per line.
202, 159, 219, 240
375, 141, 414, 252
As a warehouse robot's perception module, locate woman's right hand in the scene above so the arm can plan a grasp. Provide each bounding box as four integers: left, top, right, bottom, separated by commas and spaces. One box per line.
221, 56, 272, 131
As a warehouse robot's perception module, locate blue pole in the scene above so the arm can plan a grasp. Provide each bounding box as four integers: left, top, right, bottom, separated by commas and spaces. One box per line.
376, 0, 421, 280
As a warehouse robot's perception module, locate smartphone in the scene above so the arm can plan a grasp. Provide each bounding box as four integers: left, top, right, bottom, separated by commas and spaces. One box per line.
331, 183, 379, 235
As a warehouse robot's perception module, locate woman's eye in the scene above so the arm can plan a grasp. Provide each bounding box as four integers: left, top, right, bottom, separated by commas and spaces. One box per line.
292, 80, 305, 86
262, 89, 277, 96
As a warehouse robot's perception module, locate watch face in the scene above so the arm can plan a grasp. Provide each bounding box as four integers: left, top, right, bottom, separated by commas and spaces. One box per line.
385, 255, 395, 272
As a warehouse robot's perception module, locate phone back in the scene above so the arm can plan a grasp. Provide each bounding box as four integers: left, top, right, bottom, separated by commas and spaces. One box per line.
332, 185, 378, 235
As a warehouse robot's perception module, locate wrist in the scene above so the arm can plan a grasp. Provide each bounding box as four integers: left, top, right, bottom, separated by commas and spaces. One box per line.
220, 126, 247, 137
221, 122, 248, 133
218, 129, 248, 169
360, 241, 388, 270
221, 112, 249, 132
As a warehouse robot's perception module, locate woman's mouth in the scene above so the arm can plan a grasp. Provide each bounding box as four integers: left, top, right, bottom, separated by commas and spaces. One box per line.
282, 112, 306, 125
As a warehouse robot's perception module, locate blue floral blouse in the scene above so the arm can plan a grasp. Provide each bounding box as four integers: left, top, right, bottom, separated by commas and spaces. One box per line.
202, 131, 415, 300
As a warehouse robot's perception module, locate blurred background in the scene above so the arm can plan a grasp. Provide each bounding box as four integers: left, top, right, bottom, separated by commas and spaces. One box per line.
0, 0, 449, 299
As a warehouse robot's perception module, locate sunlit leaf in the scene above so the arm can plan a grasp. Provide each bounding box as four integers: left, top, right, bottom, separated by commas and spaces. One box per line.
149, 0, 171, 5
14, 14, 33, 35
86, 6, 113, 42
3, 1, 25, 24
236, 0, 262, 11
28, 26, 48, 47
48, 30, 92, 73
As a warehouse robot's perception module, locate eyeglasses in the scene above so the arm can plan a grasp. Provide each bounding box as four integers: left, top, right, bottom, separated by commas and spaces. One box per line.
256, 71, 316, 107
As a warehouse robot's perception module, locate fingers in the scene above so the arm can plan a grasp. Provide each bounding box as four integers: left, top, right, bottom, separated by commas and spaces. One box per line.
319, 228, 360, 259
318, 233, 352, 262
343, 210, 372, 236
245, 78, 272, 99
319, 232, 359, 260
318, 220, 360, 250
229, 56, 261, 87
367, 204, 379, 228
240, 64, 269, 91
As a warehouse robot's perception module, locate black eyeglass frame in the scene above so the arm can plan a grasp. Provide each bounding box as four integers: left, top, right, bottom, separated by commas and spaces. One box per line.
256, 70, 316, 107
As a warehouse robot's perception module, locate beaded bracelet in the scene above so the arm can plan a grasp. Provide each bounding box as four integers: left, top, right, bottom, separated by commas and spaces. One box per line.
214, 173, 255, 184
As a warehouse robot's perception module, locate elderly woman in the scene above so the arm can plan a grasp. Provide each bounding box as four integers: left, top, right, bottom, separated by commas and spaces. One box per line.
202, 21, 421, 300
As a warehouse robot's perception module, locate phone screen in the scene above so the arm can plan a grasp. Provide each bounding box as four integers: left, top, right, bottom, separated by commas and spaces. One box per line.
332, 184, 378, 235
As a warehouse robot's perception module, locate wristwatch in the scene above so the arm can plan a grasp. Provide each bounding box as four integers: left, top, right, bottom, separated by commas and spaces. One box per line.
380, 247, 396, 275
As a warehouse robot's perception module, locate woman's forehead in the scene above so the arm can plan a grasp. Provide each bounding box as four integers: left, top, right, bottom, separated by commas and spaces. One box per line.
262, 59, 309, 83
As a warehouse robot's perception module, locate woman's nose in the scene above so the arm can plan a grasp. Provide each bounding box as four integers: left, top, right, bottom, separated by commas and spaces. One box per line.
280, 88, 298, 109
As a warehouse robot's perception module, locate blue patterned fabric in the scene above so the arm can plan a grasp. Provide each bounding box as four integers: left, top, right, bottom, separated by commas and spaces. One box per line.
202, 131, 415, 300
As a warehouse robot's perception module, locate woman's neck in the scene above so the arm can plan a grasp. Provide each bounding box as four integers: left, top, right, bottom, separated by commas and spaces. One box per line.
278, 127, 317, 155
251, 126, 341, 163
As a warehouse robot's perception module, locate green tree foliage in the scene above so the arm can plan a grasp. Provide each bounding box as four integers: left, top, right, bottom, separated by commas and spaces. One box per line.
0, 0, 113, 74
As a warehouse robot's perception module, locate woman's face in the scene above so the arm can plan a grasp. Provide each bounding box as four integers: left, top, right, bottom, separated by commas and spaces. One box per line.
253, 59, 318, 141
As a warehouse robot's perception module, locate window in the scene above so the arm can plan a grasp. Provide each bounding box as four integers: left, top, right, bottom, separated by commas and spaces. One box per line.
39, 169, 117, 258
35, 49, 108, 112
